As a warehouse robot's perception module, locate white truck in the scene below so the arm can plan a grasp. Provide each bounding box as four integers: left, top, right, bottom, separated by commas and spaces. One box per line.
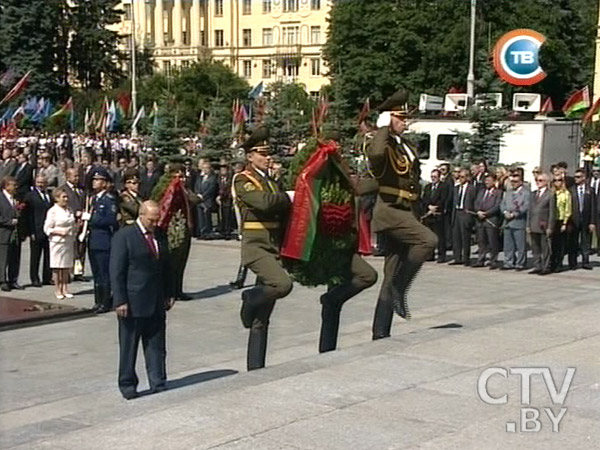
406, 117, 583, 183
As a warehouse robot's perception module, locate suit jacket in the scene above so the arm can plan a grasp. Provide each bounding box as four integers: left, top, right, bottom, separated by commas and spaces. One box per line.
0, 159, 17, 180
570, 184, 595, 228
24, 188, 53, 240
194, 173, 219, 210
140, 169, 162, 200
110, 224, 173, 318
78, 164, 97, 194
421, 181, 449, 222
38, 164, 59, 188
218, 173, 233, 205
61, 182, 84, 214
527, 188, 555, 233
452, 183, 476, 225
0, 192, 18, 245
501, 186, 530, 229
474, 187, 503, 228
15, 162, 34, 200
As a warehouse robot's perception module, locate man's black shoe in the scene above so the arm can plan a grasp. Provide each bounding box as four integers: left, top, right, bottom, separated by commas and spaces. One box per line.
539, 269, 552, 276
121, 390, 138, 400
448, 261, 464, 266
436, 258, 446, 264
499, 266, 513, 271
472, 262, 485, 268
528, 269, 541, 275
94, 305, 111, 314
1, 283, 10, 292
582, 264, 593, 270
515, 267, 528, 272
10, 283, 24, 290
73, 275, 85, 282
31, 281, 43, 287
229, 280, 244, 290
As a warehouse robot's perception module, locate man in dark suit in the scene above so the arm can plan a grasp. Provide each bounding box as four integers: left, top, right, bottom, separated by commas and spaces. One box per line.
527, 173, 555, 275
472, 173, 503, 268
569, 168, 595, 270
0, 148, 17, 180
450, 169, 476, 266
110, 201, 174, 400
0, 177, 22, 291
14, 152, 34, 201
183, 158, 197, 191
217, 164, 234, 239
61, 168, 86, 280
421, 169, 449, 262
193, 161, 218, 239
140, 159, 162, 200
24, 175, 52, 287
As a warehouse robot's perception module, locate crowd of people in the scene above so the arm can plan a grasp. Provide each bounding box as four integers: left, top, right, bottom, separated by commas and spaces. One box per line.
414, 160, 600, 274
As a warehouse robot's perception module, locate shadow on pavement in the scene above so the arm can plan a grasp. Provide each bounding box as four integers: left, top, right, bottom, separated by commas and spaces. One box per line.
183, 284, 232, 301
429, 323, 463, 329
138, 369, 238, 396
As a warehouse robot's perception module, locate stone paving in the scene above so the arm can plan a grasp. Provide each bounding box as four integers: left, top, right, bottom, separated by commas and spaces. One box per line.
0, 240, 599, 449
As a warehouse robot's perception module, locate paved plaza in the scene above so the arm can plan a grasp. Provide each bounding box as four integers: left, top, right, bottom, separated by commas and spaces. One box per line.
0, 241, 599, 449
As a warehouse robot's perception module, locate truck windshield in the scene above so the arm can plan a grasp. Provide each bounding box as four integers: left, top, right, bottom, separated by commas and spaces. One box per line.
437, 134, 462, 161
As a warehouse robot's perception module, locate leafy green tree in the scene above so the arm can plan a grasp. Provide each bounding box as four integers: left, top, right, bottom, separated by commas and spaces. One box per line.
151, 104, 184, 161
0, 0, 68, 100
70, 0, 124, 90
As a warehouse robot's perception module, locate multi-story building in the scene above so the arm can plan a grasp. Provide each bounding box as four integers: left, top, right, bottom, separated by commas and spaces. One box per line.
115, 0, 331, 95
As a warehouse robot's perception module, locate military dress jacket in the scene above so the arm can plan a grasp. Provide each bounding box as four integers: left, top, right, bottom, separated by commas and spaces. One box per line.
119, 190, 143, 226
88, 192, 119, 251
233, 167, 290, 265
367, 126, 422, 232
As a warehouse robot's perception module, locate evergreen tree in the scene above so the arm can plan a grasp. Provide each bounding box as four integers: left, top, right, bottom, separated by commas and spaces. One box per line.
70, 0, 124, 90
201, 97, 234, 160
152, 105, 183, 161
0, 0, 68, 99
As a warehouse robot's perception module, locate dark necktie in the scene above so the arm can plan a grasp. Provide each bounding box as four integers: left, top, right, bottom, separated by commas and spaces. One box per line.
144, 231, 158, 257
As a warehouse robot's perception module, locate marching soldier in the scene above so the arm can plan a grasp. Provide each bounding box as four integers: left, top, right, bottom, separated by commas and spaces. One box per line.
83, 167, 119, 313
367, 90, 437, 339
119, 169, 143, 226
234, 127, 292, 371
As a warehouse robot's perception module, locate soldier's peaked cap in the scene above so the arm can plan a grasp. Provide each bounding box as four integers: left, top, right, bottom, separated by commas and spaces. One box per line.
241, 127, 270, 154
377, 89, 410, 115
91, 167, 112, 182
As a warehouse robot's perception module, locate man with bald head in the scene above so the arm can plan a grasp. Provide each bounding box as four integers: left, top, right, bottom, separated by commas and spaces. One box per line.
110, 201, 174, 400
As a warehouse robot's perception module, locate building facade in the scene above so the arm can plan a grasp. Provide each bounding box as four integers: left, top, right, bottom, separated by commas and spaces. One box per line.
115, 0, 331, 95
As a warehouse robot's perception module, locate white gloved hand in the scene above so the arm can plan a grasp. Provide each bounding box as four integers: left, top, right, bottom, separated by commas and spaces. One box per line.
81, 212, 91, 221
286, 191, 295, 202
377, 111, 391, 128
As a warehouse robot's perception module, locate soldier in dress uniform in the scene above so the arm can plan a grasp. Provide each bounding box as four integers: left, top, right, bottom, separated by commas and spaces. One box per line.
233, 127, 292, 371
83, 167, 119, 314
119, 169, 143, 226
367, 90, 437, 339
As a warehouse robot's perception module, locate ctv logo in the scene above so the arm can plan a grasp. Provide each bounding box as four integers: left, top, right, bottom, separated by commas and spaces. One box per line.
493, 29, 547, 86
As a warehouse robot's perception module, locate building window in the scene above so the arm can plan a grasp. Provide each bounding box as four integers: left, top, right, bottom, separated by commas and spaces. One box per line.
283, 0, 298, 13
282, 26, 299, 45
243, 29, 252, 47
215, 29, 224, 47
311, 0, 321, 10
311, 58, 321, 76
181, 60, 190, 68
310, 26, 321, 44
262, 28, 273, 46
263, 0, 272, 13
284, 60, 299, 77
124, 3, 132, 20
243, 60, 252, 78
201, 30, 206, 46
262, 60, 272, 78
243, 0, 252, 15
163, 60, 172, 76
215, 0, 223, 16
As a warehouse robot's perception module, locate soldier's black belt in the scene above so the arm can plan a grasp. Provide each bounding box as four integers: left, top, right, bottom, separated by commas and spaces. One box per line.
378, 186, 419, 202
244, 221, 280, 231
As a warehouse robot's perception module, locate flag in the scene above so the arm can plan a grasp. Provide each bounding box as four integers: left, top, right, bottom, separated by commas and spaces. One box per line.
117, 92, 131, 118
30, 98, 47, 123
0, 71, 32, 106
11, 105, 25, 121
248, 81, 264, 100
23, 97, 38, 117
540, 97, 554, 115
49, 97, 73, 119
583, 96, 600, 124
0, 107, 15, 123
96, 97, 109, 134
107, 100, 118, 132
562, 86, 590, 117
131, 105, 146, 130
84, 109, 90, 133
150, 101, 159, 131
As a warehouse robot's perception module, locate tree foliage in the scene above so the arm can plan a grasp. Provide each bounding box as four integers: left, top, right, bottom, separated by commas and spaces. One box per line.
325, 0, 598, 112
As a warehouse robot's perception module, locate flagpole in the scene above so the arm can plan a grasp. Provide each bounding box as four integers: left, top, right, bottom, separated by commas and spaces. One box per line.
467, 0, 476, 101
131, 0, 138, 137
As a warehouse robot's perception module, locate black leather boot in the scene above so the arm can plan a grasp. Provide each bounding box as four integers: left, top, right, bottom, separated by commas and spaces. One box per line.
240, 286, 267, 329
246, 300, 275, 371
318, 284, 361, 353
229, 264, 248, 290
372, 297, 394, 340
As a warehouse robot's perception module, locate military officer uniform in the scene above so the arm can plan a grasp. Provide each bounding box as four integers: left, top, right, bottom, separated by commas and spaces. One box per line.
119, 170, 143, 226
367, 91, 437, 339
234, 128, 292, 371
87, 167, 119, 313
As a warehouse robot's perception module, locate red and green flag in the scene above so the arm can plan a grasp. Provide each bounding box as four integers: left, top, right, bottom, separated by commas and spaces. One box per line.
562, 86, 590, 117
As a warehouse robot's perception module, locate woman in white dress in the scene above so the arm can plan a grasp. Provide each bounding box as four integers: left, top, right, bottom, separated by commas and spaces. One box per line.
43, 187, 76, 299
